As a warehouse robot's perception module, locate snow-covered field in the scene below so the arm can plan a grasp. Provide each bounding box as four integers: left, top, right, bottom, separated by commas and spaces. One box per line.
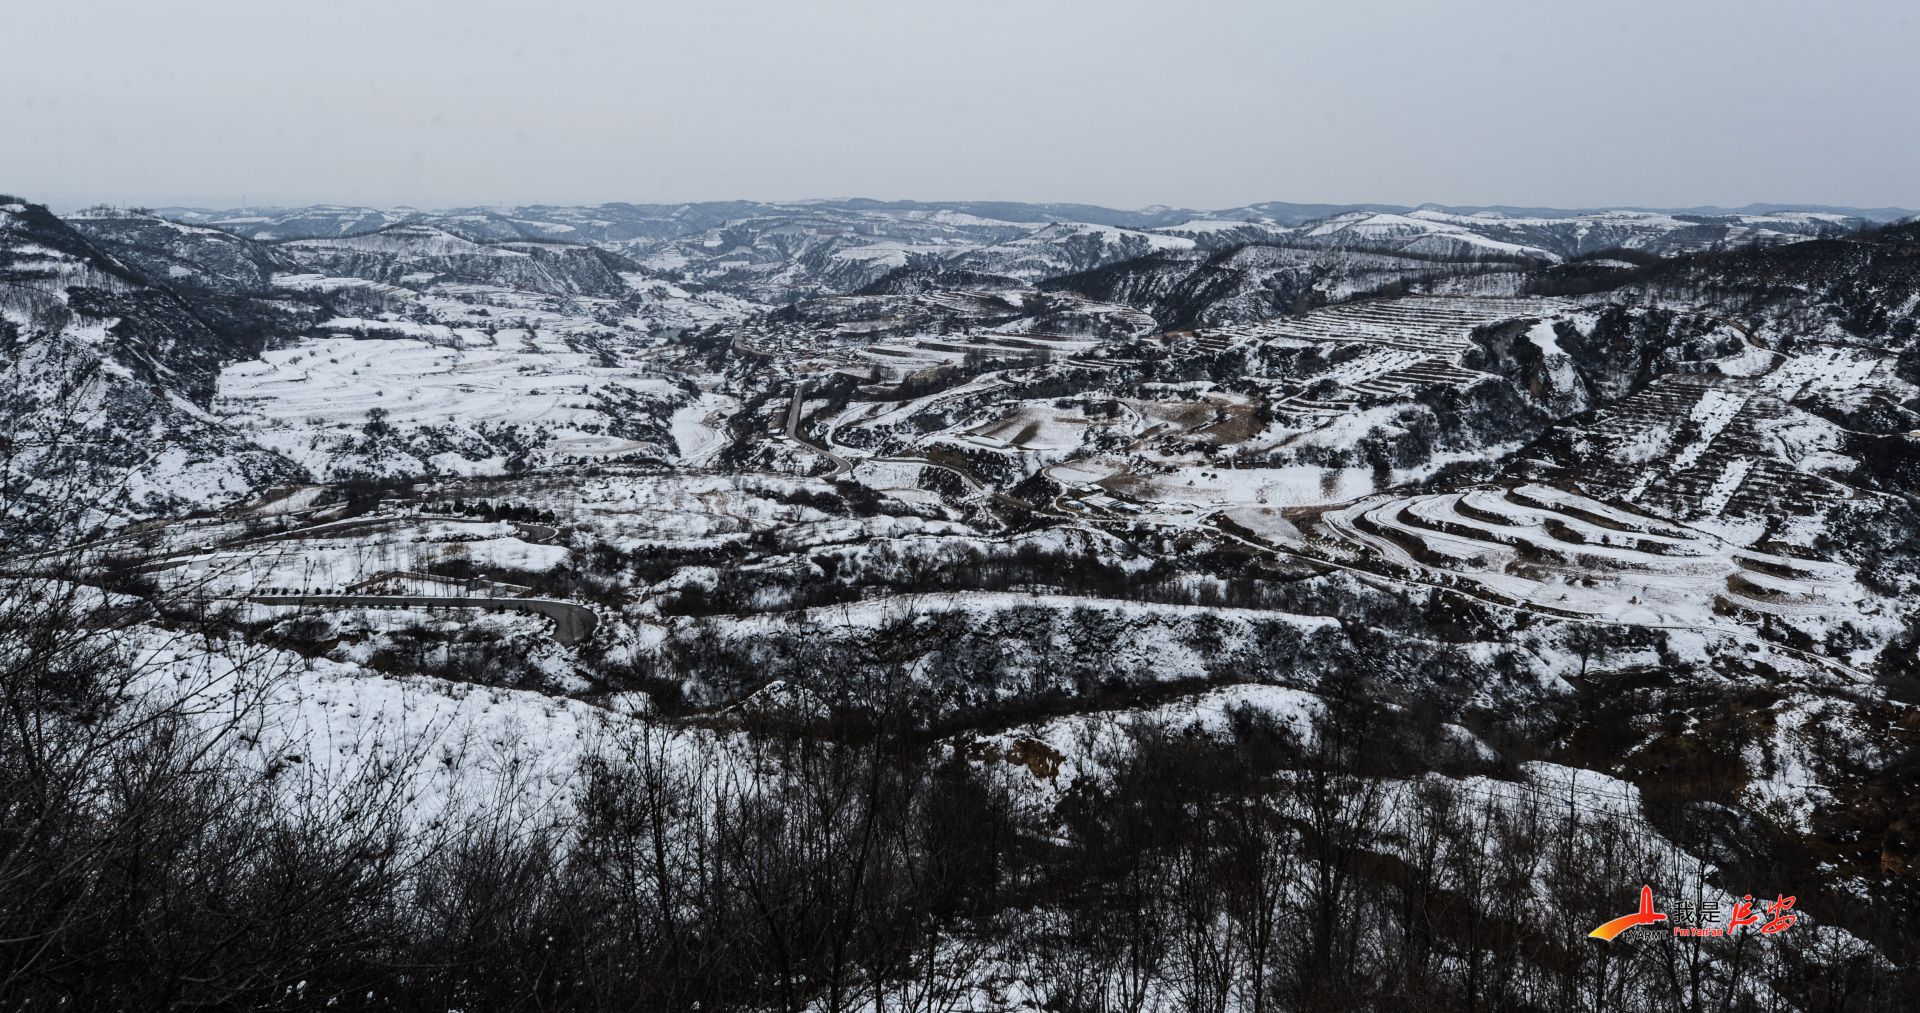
1114, 465, 1377, 512
215, 333, 687, 474
669, 392, 738, 465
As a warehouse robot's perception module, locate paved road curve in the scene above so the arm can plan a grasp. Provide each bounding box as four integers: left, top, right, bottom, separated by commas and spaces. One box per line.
785, 381, 852, 476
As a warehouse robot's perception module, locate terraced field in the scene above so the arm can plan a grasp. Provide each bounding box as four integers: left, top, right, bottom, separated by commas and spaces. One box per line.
851, 329, 1102, 382
1200, 296, 1570, 410
1275, 346, 1490, 412
1318, 483, 1863, 629
1232, 296, 1570, 354
1754, 345, 1896, 400
1541, 373, 1846, 521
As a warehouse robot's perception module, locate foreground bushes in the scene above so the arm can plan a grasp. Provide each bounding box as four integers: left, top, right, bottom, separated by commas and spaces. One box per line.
5, 649, 1917, 1011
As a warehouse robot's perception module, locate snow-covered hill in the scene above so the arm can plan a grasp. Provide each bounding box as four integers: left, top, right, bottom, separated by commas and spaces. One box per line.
0, 199, 305, 534
9, 190, 1920, 1006
140, 198, 1897, 306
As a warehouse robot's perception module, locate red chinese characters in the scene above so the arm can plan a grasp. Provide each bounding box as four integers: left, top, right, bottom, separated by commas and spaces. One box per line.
1761, 895, 1798, 934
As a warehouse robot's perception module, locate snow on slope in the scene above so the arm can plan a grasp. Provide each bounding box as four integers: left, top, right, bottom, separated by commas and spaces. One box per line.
215, 332, 688, 478
1304, 211, 1560, 260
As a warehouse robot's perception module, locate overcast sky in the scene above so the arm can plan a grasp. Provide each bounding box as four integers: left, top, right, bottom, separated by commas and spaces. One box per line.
5, 0, 1916, 211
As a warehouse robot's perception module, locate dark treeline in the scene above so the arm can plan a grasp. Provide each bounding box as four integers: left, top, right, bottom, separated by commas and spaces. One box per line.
657, 537, 1351, 619
430, 497, 562, 525
6, 568, 1915, 1013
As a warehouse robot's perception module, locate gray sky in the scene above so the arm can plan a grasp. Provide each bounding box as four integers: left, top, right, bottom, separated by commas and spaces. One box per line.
5, 0, 1916, 211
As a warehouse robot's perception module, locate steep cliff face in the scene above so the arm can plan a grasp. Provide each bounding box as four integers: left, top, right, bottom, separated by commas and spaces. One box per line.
275, 225, 640, 298
66, 207, 288, 294
1043, 243, 1525, 327
0, 199, 307, 538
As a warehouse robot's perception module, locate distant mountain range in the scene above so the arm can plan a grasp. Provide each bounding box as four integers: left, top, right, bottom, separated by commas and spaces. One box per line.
5, 188, 1915, 532
96, 198, 1903, 308
141, 198, 1918, 233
